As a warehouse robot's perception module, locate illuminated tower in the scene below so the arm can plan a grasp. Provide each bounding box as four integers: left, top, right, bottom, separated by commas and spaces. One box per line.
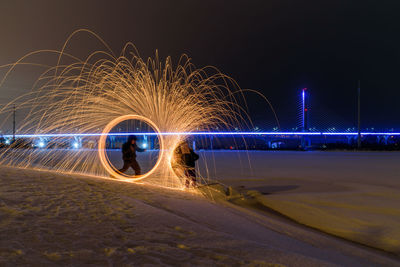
301, 88, 308, 132
357, 81, 361, 148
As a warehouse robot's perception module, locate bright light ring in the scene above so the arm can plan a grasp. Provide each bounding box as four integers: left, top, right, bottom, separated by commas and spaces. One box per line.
98, 115, 164, 182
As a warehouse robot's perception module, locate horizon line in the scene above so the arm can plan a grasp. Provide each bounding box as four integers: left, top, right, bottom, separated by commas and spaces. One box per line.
2, 131, 400, 138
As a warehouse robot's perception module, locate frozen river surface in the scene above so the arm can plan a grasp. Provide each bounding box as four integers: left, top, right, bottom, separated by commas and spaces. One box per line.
197, 150, 400, 255
197, 150, 400, 191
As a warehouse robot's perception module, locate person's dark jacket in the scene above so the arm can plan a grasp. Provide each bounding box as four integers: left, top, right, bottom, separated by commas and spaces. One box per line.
175, 142, 199, 168
122, 142, 144, 161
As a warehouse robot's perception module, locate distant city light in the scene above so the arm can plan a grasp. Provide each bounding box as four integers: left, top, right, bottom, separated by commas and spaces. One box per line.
38, 141, 45, 148
72, 142, 79, 149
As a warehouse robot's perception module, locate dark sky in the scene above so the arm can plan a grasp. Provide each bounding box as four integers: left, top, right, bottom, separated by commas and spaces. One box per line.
1, 0, 400, 131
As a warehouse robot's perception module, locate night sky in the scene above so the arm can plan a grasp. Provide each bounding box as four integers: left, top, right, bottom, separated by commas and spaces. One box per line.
1, 0, 400, 131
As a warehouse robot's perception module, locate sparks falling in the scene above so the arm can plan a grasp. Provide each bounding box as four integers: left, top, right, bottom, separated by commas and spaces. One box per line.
0, 29, 254, 189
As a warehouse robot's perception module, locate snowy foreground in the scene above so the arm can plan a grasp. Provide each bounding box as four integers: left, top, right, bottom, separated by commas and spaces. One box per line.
0, 164, 399, 266
198, 150, 400, 257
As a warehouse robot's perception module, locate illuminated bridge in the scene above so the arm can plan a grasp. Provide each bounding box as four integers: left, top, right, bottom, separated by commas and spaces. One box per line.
1, 131, 399, 150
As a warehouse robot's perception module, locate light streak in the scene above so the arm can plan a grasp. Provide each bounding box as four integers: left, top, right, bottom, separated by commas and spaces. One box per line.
3, 131, 400, 138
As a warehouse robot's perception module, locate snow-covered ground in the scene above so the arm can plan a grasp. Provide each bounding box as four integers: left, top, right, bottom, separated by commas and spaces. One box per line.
197, 150, 400, 255
1, 149, 400, 265
0, 165, 398, 266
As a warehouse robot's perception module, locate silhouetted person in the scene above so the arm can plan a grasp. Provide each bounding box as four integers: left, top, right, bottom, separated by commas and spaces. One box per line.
174, 140, 199, 188
119, 135, 145, 176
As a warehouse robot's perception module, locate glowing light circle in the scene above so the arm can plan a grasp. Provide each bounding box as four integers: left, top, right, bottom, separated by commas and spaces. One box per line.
98, 115, 163, 181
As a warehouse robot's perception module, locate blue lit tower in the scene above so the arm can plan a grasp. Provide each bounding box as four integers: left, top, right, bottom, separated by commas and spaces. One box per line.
300, 88, 310, 148
301, 88, 308, 132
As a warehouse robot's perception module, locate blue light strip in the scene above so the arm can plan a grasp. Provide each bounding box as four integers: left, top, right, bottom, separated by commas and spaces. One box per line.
2, 131, 400, 138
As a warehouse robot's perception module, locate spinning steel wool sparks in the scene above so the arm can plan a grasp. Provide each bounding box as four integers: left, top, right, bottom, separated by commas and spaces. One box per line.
0, 29, 259, 189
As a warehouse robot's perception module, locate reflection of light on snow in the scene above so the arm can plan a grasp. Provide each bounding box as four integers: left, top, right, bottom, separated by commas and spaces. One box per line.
73, 142, 79, 149
38, 141, 45, 148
